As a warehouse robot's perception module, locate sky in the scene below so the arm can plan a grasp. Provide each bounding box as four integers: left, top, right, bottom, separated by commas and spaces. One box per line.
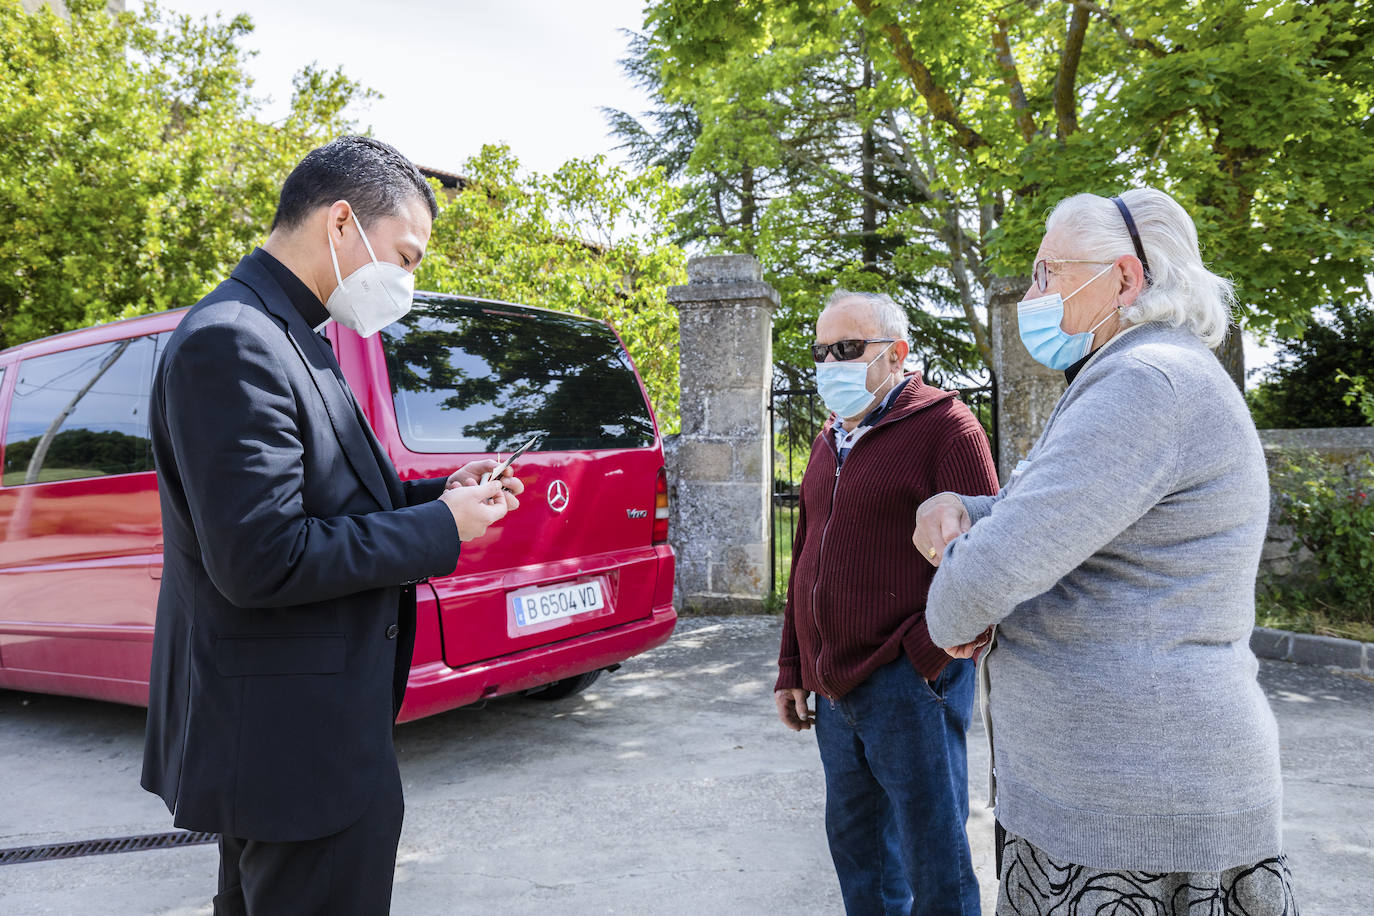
141, 0, 1278, 375
146, 0, 654, 176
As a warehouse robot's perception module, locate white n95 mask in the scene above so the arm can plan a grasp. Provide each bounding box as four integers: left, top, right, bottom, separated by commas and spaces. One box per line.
324, 205, 415, 338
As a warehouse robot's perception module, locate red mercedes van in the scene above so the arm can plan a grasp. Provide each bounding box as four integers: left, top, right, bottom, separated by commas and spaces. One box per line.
0, 293, 676, 722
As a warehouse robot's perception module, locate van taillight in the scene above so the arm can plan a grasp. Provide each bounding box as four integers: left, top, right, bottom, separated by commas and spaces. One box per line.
653, 468, 670, 544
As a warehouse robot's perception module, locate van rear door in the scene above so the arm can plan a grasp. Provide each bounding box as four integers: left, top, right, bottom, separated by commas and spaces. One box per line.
360, 297, 667, 672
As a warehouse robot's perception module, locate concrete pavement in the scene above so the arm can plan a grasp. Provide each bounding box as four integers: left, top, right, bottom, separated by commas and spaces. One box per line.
1, 615, 1371, 914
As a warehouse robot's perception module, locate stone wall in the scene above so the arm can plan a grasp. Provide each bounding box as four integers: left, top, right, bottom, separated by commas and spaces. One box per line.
1259, 427, 1374, 576
1259, 427, 1374, 462
665, 256, 778, 614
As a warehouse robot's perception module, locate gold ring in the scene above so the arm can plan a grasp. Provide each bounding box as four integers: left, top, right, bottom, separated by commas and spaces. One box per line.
928, 547, 937, 559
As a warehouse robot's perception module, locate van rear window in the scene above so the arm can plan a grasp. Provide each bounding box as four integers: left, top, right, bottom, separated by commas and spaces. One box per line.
380, 299, 656, 453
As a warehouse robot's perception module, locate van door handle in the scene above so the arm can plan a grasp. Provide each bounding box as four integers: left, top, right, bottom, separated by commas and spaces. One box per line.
149, 543, 163, 580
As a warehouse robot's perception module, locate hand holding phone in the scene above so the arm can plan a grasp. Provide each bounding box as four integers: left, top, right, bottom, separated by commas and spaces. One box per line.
481, 434, 542, 485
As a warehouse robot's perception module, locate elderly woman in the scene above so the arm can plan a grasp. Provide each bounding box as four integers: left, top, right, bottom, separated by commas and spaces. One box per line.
913, 188, 1297, 913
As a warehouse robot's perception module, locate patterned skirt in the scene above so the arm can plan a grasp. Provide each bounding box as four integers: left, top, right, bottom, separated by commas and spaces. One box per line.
997, 831, 1299, 916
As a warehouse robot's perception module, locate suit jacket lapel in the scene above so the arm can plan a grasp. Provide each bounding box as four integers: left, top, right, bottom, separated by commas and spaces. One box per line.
315, 342, 407, 510
351, 388, 407, 508
229, 257, 395, 512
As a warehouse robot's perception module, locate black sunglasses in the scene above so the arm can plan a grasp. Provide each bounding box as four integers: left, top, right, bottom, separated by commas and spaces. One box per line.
811, 338, 894, 362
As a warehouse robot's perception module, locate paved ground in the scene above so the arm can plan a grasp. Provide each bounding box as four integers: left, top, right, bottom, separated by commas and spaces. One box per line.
1, 616, 1371, 915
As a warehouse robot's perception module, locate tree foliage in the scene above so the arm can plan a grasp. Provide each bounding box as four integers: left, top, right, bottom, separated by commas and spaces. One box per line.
0, 0, 369, 349
1270, 450, 1374, 626
415, 146, 687, 432
2, 428, 145, 483
1247, 301, 1374, 428
1337, 369, 1374, 426
0, 2, 688, 436
615, 0, 1374, 384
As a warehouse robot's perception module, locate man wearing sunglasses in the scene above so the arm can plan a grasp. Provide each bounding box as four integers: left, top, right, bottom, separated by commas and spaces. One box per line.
774, 289, 999, 915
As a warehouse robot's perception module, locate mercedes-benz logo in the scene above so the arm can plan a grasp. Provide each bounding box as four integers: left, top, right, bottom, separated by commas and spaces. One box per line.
547, 480, 570, 513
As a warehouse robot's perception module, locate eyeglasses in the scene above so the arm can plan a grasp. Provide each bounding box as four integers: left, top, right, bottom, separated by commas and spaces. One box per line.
810, 338, 894, 362
1032, 258, 1114, 292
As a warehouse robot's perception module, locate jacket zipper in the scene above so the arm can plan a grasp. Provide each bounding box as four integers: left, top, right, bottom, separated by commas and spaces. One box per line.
805, 388, 959, 699
808, 440, 844, 699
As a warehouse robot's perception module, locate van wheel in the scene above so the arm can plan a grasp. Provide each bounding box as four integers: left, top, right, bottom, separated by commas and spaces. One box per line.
523, 670, 601, 701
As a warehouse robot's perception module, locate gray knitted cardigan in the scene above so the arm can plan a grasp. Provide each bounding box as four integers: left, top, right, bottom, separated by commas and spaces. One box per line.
926, 321, 1283, 872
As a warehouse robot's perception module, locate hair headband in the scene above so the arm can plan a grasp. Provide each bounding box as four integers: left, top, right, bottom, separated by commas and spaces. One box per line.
1111, 196, 1152, 286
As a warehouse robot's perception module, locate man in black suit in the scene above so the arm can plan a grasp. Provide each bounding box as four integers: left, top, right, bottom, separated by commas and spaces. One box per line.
141, 136, 522, 915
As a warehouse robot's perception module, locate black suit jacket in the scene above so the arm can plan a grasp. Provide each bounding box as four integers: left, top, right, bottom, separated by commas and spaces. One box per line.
141, 252, 460, 842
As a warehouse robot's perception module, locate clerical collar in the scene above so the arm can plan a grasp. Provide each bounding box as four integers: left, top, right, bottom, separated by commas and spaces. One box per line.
251, 248, 330, 331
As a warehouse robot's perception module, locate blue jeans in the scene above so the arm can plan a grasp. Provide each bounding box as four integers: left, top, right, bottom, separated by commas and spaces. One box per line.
815, 655, 980, 916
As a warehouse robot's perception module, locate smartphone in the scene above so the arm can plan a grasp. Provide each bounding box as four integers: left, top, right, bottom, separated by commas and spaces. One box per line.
481, 434, 542, 485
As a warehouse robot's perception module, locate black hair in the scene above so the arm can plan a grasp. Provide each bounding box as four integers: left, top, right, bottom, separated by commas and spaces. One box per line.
270, 135, 438, 232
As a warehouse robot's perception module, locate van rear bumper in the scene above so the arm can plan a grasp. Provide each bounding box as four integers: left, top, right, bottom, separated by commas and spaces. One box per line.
396, 604, 677, 723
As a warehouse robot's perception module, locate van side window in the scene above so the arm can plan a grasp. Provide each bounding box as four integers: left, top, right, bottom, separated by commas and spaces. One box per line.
2, 336, 157, 486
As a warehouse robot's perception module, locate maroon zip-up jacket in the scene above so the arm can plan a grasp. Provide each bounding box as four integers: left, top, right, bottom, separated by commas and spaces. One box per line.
776, 374, 1000, 699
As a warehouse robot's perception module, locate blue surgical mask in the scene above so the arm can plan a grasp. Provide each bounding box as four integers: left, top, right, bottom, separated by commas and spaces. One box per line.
1017, 264, 1117, 370
815, 341, 895, 419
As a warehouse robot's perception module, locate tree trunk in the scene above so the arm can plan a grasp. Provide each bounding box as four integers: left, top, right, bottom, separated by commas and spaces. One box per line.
1055, 4, 1090, 138
1215, 325, 1245, 392
861, 137, 878, 270
739, 165, 757, 253
861, 58, 878, 271
988, 275, 1061, 482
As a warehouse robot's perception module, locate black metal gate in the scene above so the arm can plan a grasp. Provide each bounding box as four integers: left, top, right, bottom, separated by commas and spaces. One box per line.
768, 377, 997, 597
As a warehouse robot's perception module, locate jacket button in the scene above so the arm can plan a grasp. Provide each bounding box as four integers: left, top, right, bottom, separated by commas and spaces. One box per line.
385, 624, 400, 639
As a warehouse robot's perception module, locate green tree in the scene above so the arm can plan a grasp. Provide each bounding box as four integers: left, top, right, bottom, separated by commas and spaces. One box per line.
1337, 370, 1374, 426
0, 0, 369, 349
1268, 450, 1374, 631
415, 145, 688, 432
620, 0, 1374, 384
610, 21, 983, 386
1247, 301, 1374, 428
0, 2, 687, 434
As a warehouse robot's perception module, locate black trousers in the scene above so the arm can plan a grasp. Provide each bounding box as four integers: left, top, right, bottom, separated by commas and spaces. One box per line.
213, 762, 404, 916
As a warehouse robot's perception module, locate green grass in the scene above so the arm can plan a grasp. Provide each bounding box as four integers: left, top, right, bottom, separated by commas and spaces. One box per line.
1256, 584, 1374, 643
766, 503, 798, 611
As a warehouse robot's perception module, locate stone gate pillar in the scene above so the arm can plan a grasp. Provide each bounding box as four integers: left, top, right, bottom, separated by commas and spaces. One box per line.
665, 255, 778, 614
988, 275, 1064, 481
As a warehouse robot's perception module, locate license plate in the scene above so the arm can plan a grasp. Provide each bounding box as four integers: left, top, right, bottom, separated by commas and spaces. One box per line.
511, 579, 606, 629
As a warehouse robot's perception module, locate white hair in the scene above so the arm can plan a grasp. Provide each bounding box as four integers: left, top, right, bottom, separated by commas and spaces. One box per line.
1045, 187, 1234, 347
821, 288, 910, 343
